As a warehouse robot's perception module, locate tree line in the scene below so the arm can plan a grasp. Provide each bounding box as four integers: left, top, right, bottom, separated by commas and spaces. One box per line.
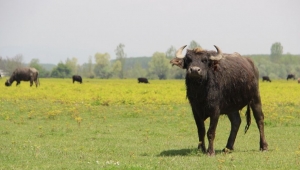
1, 42, 299, 80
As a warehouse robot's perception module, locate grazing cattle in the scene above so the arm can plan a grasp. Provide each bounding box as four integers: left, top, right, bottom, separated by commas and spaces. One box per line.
170, 45, 268, 156
137, 77, 149, 84
262, 76, 271, 82
72, 75, 82, 84
287, 74, 295, 80
298, 78, 300, 84
5, 67, 39, 87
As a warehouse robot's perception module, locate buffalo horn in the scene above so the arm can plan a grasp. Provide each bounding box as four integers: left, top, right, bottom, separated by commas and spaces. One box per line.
175, 45, 187, 58
210, 45, 223, 61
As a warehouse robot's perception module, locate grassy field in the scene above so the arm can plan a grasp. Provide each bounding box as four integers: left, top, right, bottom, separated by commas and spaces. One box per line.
0, 78, 300, 169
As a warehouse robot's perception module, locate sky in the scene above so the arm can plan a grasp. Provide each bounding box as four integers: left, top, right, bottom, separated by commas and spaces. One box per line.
0, 0, 299, 64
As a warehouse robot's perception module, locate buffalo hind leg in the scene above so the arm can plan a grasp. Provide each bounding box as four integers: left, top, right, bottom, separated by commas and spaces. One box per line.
223, 111, 241, 152
34, 80, 38, 87
250, 97, 268, 151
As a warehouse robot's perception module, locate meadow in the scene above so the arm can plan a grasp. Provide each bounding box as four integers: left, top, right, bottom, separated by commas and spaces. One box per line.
0, 78, 300, 169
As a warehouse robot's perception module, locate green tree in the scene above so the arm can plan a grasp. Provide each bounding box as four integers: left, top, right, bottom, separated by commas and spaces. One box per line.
65, 57, 78, 75
93, 53, 112, 79
270, 42, 283, 62
111, 60, 122, 78
86, 56, 94, 78
170, 67, 186, 79
51, 62, 72, 78
166, 45, 185, 79
148, 52, 170, 80
125, 62, 147, 78
166, 46, 176, 59
29, 59, 50, 77
115, 43, 126, 79
188, 40, 201, 49
5, 55, 24, 75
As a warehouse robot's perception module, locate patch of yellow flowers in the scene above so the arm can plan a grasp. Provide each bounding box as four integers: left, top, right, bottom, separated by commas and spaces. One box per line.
0, 78, 299, 119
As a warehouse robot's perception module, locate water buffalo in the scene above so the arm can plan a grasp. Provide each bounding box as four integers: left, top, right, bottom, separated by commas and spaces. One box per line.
170, 45, 268, 156
72, 75, 82, 84
137, 77, 149, 83
5, 67, 39, 87
262, 76, 271, 82
287, 74, 295, 80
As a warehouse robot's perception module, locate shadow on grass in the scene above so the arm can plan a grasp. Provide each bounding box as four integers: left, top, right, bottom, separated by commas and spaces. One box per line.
157, 148, 251, 156
159, 148, 197, 156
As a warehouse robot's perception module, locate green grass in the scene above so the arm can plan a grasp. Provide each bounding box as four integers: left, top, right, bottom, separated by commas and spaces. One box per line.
0, 79, 300, 169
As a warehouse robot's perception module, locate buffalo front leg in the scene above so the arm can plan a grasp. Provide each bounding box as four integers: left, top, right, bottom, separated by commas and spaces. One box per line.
195, 118, 206, 153
30, 77, 34, 87
224, 111, 241, 152
191, 106, 206, 152
207, 116, 219, 156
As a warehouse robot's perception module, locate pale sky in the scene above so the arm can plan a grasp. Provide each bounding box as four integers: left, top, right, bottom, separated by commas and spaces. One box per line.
0, 0, 299, 64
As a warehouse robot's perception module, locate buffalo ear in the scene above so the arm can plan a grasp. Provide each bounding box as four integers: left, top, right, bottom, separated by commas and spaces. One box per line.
170, 58, 184, 69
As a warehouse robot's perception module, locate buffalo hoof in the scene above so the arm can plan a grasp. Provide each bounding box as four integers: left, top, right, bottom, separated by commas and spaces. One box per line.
206, 150, 215, 156
197, 142, 206, 153
260, 143, 268, 151
260, 148, 268, 152
222, 148, 232, 154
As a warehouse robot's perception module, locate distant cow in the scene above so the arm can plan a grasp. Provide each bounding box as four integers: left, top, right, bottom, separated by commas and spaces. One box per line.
287, 74, 295, 80
137, 77, 149, 84
262, 76, 271, 82
298, 78, 300, 84
5, 67, 39, 87
72, 75, 82, 84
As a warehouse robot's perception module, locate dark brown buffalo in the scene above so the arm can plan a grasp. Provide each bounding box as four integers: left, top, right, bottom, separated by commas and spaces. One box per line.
72, 75, 82, 84
5, 67, 39, 87
262, 76, 271, 82
287, 74, 295, 80
137, 77, 149, 83
170, 45, 268, 156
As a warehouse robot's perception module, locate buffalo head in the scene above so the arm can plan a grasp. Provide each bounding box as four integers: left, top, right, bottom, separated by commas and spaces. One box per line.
5, 80, 11, 86
170, 45, 223, 78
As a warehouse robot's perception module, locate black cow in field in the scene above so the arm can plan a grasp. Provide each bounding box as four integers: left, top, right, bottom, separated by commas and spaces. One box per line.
137, 77, 149, 84
5, 67, 39, 87
72, 75, 82, 84
287, 74, 295, 80
262, 76, 271, 82
170, 45, 268, 156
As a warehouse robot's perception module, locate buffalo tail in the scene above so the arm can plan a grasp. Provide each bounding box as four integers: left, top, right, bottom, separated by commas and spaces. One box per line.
244, 104, 251, 134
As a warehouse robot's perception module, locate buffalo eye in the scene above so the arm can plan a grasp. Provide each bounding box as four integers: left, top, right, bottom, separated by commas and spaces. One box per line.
201, 59, 208, 64
184, 56, 192, 64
